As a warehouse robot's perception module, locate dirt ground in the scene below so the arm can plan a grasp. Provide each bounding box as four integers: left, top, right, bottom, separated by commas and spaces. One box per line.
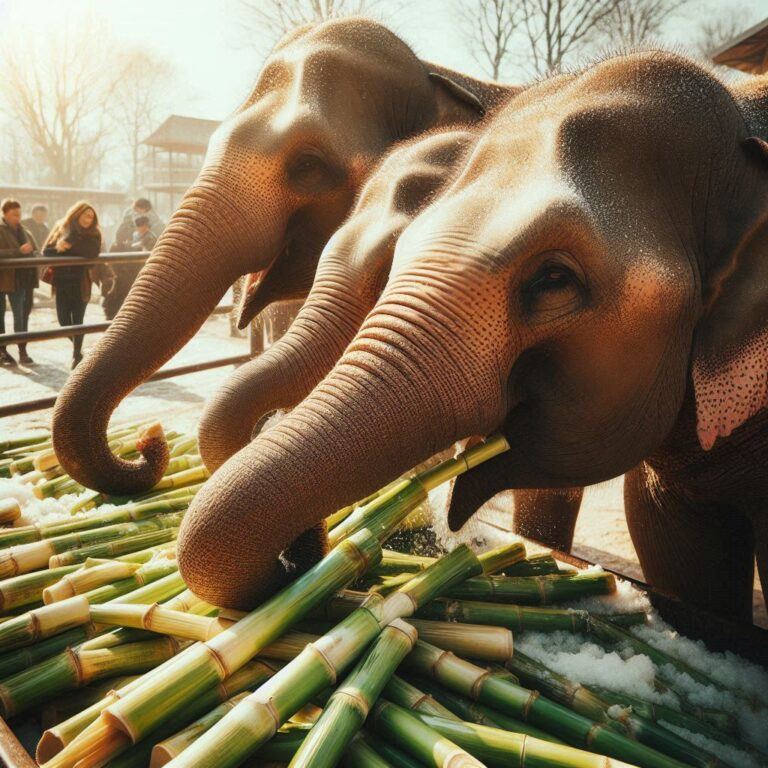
1, 292, 765, 628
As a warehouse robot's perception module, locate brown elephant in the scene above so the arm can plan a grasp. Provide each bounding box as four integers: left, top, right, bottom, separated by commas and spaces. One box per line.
198, 127, 475, 472
51, 17, 513, 495
448, 71, 768, 567
176, 50, 768, 619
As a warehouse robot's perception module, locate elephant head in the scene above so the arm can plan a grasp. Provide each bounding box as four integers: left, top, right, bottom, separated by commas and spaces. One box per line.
197, 128, 476, 470
177, 50, 768, 609
52, 17, 512, 495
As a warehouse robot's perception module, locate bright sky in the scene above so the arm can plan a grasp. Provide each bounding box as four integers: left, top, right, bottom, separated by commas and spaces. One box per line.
0, 0, 766, 122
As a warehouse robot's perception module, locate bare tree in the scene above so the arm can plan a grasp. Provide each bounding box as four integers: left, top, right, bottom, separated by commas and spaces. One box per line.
237, 0, 385, 47
696, 7, 746, 58
458, 0, 523, 79
109, 49, 175, 193
517, 0, 621, 75
0, 19, 120, 187
598, 0, 691, 46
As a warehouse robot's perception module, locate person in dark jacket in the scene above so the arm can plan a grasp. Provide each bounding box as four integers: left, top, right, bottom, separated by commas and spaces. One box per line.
0, 198, 38, 365
43, 201, 107, 369
21, 204, 48, 324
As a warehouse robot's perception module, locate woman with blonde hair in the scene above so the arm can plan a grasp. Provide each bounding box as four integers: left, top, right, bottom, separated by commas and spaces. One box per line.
43, 201, 112, 368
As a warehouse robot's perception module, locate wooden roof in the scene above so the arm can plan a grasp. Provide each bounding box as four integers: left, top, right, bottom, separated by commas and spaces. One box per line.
712, 17, 768, 74
143, 115, 221, 153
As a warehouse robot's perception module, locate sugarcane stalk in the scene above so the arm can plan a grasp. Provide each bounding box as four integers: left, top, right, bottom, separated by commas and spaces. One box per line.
41, 675, 141, 729
446, 571, 615, 605
371, 701, 487, 767
40, 658, 282, 766
340, 733, 398, 767
0, 499, 21, 526
406, 619, 514, 663
329, 435, 510, 548
81, 527, 382, 758
43, 561, 142, 603
382, 675, 462, 720
506, 650, 730, 768
0, 564, 81, 611
0, 636, 180, 717
162, 545, 484, 768
409, 710, 642, 768
589, 686, 747, 755
0, 512, 184, 578
149, 464, 210, 491
0, 432, 50, 453
151, 692, 249, 766
403, 640, 691, 768
405, 676, 567, 744
49, 528, 178, 567
133, 484, 205, 505
359, 731, 425, 768
88, 603, 227, 641
588, 617, 734, 703
0, 596, 91, 653
288, 620, 419, 768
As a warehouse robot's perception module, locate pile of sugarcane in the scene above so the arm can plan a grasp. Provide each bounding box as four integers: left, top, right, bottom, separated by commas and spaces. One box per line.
0, 428, 763, 767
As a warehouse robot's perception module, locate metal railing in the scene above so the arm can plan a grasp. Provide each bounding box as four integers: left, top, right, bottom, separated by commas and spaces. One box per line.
1, 251, 250, 419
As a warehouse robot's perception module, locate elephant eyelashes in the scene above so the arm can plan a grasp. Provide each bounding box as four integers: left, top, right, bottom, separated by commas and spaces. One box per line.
286, 150, 343, 194
523, 262, 583, 320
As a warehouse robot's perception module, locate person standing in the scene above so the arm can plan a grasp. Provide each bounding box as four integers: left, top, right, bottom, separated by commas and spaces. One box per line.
43, 201, 104, 369
21, 204, 48, 325
0, 199, 38, 365
119, 198, 164, 239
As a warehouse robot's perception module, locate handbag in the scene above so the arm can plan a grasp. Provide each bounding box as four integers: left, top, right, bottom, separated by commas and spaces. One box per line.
41, 266, 54, 284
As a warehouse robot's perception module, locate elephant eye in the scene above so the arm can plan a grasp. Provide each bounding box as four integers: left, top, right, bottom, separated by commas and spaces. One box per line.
286, 150, 342, 194
523, 261, 583, 320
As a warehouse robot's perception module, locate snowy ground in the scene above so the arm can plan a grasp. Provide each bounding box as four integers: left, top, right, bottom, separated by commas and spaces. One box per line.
0, 293, 765, 627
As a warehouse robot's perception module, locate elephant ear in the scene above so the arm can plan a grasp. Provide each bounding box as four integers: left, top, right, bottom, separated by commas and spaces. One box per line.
692, 136, 768, 451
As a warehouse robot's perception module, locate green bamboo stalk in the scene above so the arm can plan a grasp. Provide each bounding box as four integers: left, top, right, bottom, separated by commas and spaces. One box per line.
504, 553, 561, 576
0, 564, 81, 611
0, 432, 49, 452
0, 596, 91, 652
42, 561, 142, 603
0, 627, 93, 680
404, 641, 691, 768
41, 675, 141, 729
506, 650, 730, 768
329, 435, 510, 547
83, 528, 383, 757
409, 710, 642, 768
382, 675, 462, 721
0, 512, 184, 577
0, 458, 13, 478
588, 617, 733, 702
152, 692, 249, 766
359, 731, 425, 768
406, 676, 567, 744
0, 499, 21, 526
288, 620, 419, 768
36, 591, 241, 763
340, 733, 397, 767
89, 603, 226, 641
41, 659, 282, 766
149, 464, 210, 491
0, 636, 180, 717
162, 545, 484, 768
407, 619, 514, 663
133, 483, 205, 505
446, 571, 615, 605
370, 701, 487, 767
589, 686, 745, 755
48, 528, 178, 567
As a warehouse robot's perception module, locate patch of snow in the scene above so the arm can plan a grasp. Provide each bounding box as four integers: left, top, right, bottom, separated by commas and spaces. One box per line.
659, 721, 760, 768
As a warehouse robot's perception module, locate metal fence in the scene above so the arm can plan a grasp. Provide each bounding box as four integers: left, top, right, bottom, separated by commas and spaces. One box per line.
0, 251, 252, 419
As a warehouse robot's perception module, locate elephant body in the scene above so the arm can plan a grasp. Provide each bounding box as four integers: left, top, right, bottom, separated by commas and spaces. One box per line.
51, 17, 513, 496
175, 50, 768, 622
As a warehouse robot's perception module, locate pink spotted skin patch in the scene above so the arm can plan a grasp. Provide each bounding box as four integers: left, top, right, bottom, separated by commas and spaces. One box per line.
693, 326, 768, 451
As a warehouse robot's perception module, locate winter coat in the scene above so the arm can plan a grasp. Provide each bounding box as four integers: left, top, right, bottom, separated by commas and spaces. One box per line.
43, 231, 113, 303
0, 219, 39, 293
119, 207, 165, 238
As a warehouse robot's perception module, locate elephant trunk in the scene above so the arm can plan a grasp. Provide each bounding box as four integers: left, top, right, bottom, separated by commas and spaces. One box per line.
178, 284, 505, 608
53, 178, 278, 495
198, 261, 375, 471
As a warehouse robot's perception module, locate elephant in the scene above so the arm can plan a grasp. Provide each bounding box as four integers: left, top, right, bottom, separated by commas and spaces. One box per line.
198, 127, 475, 473
448, 70, 768, 560
51, 17, 515, 495
175, 50, 768, 619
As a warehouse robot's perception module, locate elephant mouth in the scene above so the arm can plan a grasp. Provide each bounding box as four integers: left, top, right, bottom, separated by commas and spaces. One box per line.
236, 251, 282, 329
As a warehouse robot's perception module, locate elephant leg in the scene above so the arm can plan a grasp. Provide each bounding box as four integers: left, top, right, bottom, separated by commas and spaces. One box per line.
624, 465, 755, 623
280, 521, 329, 577
512, 488, 584, 552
